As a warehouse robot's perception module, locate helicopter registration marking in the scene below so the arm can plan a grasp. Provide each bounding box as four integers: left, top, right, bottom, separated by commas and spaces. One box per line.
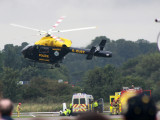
52, 49, 61, 51
39, 58, 49, 62
39, 54, 49, 58
72, 49, 85, 54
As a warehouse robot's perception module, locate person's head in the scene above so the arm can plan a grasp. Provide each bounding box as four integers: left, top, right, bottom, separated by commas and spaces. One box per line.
125, 94, 157, 120
19, 103, 21, 105
0, 99, 14, 116
76, 112, 109, 120
131, 84, 134, 88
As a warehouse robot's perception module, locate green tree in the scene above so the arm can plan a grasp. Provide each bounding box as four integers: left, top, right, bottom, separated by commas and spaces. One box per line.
22, 76, 73, 103
83, 65, 118, 101
1, 67, 20, 101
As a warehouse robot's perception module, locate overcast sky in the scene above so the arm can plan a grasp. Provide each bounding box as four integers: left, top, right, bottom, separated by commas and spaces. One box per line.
0, 0, 160, 50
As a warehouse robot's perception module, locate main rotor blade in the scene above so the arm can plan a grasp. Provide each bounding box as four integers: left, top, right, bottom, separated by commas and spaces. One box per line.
157, 32, 160, 51
52, 16, 66, 29
10, 23, 47, 34
51, 35, 64, 43
51, 26, 97, 33
48, 16, 66, 34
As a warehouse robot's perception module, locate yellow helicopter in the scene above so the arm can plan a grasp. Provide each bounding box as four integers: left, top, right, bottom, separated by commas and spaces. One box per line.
11, 16, 112, 67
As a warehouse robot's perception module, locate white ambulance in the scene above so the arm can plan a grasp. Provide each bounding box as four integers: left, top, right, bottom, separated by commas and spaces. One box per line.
71, 93, 94, 115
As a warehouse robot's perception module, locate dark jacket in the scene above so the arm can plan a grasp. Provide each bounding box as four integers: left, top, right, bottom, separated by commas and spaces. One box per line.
2, 115, 14, 120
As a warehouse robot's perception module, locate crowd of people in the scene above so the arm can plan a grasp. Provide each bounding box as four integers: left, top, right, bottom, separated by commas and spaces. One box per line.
0, 93, 158, 120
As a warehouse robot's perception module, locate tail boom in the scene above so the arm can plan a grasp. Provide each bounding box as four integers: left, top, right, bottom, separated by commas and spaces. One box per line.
69, 47, 112, 58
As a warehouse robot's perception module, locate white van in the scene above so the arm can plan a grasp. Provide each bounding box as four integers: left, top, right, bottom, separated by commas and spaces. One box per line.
71, 93, 94, 115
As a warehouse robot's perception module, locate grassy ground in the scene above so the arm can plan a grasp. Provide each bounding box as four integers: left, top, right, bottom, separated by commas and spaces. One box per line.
13, 101, 159, 112
13, 103, 63, 112
13, 102, 111, 112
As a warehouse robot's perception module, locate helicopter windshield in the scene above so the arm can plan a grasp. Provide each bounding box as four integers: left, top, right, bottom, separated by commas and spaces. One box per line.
21, 44, 34, 56
22, 44, 34, 51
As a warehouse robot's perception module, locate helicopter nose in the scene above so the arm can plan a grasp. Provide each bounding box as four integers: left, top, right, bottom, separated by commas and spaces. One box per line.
21, 45, 33, 57
21, 48, 26, 56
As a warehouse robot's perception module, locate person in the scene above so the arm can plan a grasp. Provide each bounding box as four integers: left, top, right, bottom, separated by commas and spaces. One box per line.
69, 103, 72, 115
131, 84, 135, 89
0, 99, 14, 120
60, 109, 68, 116
124, 94, 157, 120
93, 100, 98, 112
112, 99, 119, 115
115, 97, 120, 115
76, 112, 109, 120
16, 103, 22, 118
66, 109, 71, 116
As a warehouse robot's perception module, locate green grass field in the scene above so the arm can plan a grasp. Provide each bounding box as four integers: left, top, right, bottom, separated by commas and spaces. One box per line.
13, 102, 111, 112
13, 103, 63, 112
11, 101, 160, 120
13, 102, 160, 112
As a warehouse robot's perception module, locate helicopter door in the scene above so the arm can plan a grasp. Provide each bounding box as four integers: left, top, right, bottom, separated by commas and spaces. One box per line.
39, 47, 49, 54
38, 47, 50, 62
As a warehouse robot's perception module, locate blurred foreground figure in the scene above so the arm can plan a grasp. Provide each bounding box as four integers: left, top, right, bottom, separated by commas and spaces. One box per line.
0, 99, 14, 120
76, 112, 109, 120
125, 94, 157, 120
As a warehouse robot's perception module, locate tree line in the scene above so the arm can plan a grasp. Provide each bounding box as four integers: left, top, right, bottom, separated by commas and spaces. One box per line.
82, 53, 160, 101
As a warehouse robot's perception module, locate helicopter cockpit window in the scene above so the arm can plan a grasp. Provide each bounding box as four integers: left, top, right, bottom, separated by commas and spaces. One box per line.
39, 47, 49, 53
22, 44, 34, 51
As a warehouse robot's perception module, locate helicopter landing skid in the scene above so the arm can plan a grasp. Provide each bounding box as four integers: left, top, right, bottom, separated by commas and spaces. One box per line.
55, 63, 60, 68
30, 62, 60, 69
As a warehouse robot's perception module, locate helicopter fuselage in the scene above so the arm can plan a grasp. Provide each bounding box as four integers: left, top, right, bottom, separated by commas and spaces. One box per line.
22, 42, 112, 65
22, 45, 69, 64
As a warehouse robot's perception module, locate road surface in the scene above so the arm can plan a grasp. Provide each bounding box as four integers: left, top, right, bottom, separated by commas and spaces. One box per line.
13, 111, 160, 120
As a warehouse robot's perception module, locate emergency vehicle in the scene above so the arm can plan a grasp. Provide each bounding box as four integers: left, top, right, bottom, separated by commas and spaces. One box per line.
71, 93, 104, 115
72, 93, 93, 115
109, 86, 151, 115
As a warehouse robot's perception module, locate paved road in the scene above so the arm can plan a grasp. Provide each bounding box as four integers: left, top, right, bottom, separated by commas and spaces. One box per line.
13, 111, 160, 120
13, 111, 123, 120
14, 116, 75, 120
14, 116, 123, 120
